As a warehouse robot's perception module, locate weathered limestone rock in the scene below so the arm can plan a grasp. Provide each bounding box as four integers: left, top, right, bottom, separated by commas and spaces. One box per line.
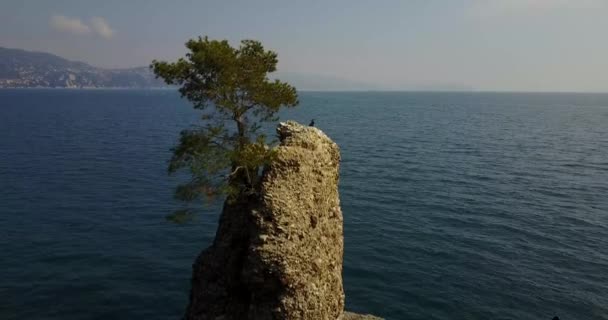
243, 121, 344, 319
185, 199, 256, 319
184, 121, 380, 320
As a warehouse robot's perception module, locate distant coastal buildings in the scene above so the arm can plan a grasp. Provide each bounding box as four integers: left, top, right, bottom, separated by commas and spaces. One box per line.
0, 47, 165, 89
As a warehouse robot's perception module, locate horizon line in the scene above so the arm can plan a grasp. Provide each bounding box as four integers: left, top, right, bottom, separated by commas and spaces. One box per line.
2, 87, 608, 94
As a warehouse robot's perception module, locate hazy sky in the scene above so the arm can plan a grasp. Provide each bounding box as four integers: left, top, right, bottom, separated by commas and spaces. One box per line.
1, 0, 607, 91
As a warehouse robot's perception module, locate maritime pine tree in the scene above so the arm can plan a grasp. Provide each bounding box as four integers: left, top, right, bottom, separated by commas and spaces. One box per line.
151, 36, 298, 221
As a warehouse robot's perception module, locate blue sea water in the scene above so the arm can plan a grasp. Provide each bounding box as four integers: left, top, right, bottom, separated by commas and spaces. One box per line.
1, 89, 608, 320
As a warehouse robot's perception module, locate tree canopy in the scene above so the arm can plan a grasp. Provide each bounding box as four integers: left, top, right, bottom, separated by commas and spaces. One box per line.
151, 36, 298, 219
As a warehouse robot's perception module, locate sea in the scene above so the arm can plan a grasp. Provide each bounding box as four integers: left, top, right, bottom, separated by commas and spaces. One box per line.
1, 89, 607, 320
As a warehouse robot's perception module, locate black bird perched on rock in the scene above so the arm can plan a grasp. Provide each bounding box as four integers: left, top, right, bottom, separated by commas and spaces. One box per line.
309, 119, 315, 127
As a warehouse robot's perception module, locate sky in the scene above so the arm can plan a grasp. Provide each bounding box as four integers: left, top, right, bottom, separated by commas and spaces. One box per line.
1, 0, 608, 92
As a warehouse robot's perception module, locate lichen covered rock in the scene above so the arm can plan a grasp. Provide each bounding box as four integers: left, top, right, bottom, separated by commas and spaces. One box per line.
184, 121, 380, 320
244, 121, 344, 319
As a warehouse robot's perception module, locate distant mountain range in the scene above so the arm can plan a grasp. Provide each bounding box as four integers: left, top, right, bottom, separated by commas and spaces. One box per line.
0, 46, 473, 91
0, 47, 164, 88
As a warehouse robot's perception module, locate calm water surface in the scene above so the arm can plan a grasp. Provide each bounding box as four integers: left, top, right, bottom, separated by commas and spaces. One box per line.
1, 90, 607, 319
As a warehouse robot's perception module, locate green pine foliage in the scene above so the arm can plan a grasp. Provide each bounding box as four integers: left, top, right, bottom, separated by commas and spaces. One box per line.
151, 36, 298, 220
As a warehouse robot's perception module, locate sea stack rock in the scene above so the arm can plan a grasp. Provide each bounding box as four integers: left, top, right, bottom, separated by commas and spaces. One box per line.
244, 121, 344, 319
185, 121, 379, 320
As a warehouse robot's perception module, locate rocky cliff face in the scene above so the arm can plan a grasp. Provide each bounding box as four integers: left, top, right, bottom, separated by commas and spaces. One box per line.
184, 121, 380, 320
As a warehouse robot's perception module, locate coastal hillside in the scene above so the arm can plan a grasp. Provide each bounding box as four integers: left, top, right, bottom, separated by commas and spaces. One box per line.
0, 47, 385, 91
0, 47, 164, 88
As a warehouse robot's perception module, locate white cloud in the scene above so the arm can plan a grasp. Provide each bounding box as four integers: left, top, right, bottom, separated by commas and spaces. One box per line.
50, 15, 91, 35
470, 0, 603, 17
49, 15, 114, 39
90, 17, 114, 39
